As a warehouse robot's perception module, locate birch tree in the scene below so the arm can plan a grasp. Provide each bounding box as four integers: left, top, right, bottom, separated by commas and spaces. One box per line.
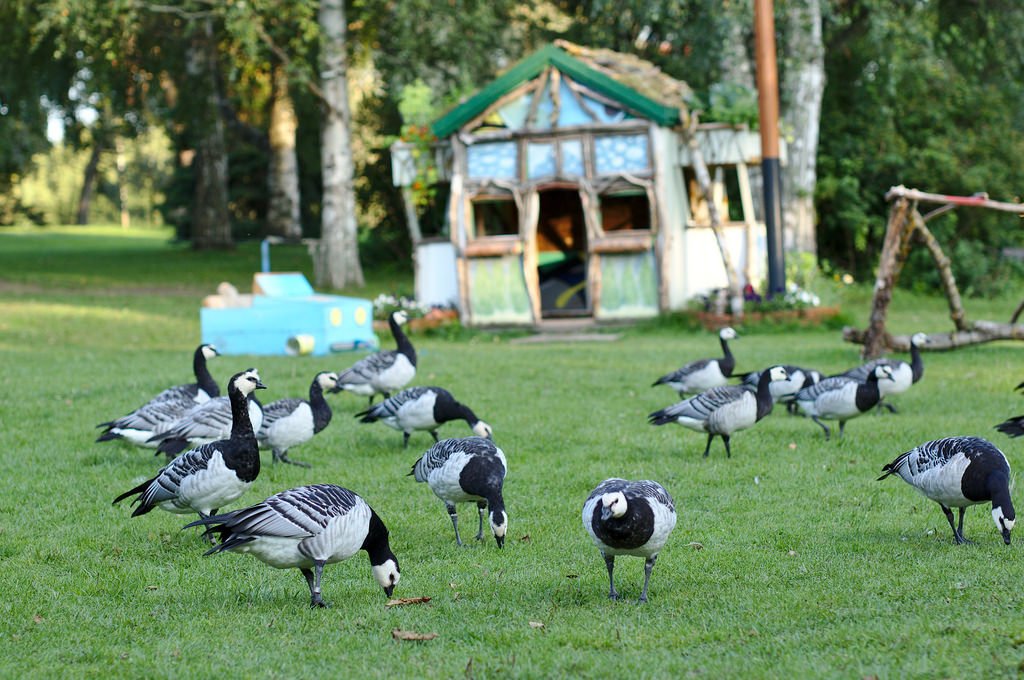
318, 0, 364, 288
267, 65, 302, 239
780, 0, 824, 254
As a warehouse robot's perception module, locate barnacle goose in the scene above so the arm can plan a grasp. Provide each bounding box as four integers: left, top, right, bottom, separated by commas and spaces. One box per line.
148, 381, 265, 457
582, 479, 676, 603
740, 364, 823, 414
878, 436, 1015, 545
409, 436, 507, 548
112, 369, 265, 520
333, 310, 417, 405
839, 332, 927, 412
96, 344, 220, 446
357, 386, 493, 448
648, 365, 789, 458
652, 327, 737, 396
795, 364, 893, 440
257, 371, 338, 468
185, 484, 400, 608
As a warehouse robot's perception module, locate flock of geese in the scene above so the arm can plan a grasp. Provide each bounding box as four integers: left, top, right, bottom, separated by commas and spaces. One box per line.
97, 315, 1020, 607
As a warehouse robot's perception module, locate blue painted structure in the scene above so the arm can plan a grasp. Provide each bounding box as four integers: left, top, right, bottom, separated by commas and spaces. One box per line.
200, 273, 378, 356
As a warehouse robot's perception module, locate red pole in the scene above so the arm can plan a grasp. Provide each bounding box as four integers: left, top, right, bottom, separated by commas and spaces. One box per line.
754, 0, 785, 295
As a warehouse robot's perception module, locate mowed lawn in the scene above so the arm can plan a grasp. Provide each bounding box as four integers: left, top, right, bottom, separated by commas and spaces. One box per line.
3, 227, 1024, 677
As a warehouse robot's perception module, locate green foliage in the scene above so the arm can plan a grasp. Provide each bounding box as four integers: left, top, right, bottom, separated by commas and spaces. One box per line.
688, 81, 760, 128
5, 231, 1024, 676
818, 0, 1024, 293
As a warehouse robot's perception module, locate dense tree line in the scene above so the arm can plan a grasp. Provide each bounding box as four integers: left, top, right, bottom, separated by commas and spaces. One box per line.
1, 1, 1022, 292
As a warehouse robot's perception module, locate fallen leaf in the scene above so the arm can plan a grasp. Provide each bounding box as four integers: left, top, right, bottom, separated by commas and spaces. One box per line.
385, 596, 432, 608
392, 628, 438, 641
788, 442, 797, 450
519, 534, 531, 543
688, 542, 704, 551
32, 615, 43, 624
145, 585, 158, 591
528, 621, 545, 629
565, 573, 579, 579
787, 550, 797, 557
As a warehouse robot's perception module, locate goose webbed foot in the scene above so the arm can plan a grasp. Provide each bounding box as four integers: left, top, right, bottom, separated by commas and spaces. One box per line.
273, 449, 312, 468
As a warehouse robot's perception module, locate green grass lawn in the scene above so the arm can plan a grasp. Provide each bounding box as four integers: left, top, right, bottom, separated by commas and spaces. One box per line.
3, 227, 1024, 677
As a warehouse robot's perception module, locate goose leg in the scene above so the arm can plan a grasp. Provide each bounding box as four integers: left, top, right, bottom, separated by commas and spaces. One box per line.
475, 501, 486, 541
812, 416, 831, 440
402, 432, 411, 449
838, 420, 847, 439
638, 554, 658, 603
955, 507, 973, 544
603, 553, 619, 600
880, 401, 898, 414
941, 505, 971, 545
446, 502, 463, 546
305, 561, 328, 608
722, 435, 732, 459
430, 430, 440, 443
273, 447, 311, 468
702, 433, 715, 458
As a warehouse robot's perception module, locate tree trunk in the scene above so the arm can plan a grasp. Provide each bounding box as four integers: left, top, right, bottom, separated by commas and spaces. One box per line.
780, 0, 824, 254
188, 17, 232, 250
317, 0, 364, 288
267, 65, 302, 239
76, 141, 103, 225
115, 135, 130, 228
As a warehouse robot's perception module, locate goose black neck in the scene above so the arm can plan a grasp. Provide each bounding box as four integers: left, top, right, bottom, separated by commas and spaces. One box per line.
487, 491, 506, 518
719, 336, 735, 376
754, 370, 776, 421
194, 347, 219, 397
389, 314, 417, 366
457, 403, 479, 427
910, 341, 925, 383
362, 510, 395, 566
229, 384, 256, 441
855, 373, 882, 411
309, 379, 332, 434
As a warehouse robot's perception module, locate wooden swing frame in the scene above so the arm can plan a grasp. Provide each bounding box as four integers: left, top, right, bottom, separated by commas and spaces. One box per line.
843, 185, 1024, 359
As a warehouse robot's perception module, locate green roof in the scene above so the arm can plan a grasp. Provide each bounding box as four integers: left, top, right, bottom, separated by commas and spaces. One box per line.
431, 43, 683, 139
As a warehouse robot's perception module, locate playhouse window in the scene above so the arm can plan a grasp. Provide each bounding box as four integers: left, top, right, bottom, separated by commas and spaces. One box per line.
594, 134, 650, 175
472, 198, 519, 238
601, 191, 651, 232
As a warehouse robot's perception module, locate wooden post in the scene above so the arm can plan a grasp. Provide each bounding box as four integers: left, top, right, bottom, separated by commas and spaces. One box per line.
909, 209, 969, 331
862, 197, 911, 359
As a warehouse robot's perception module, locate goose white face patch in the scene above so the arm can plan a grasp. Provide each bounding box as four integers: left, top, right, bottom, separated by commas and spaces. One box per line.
373, 559, 401, 590
720, 327, 737, 341
490, 510, 508, 538
472, 421, 493, 438
993, 507, 1015, 531
602, 491, 628, 518
202, 345, 218, 359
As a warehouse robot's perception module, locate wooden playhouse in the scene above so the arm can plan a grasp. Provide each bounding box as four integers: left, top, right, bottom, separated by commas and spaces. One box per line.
392, 41, 778, 326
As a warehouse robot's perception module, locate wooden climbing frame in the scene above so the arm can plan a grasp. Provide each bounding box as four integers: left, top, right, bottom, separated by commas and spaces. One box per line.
844, 185, 1024, 359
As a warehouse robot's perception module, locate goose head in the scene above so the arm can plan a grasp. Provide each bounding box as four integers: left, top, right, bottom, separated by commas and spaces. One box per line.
766, 365, 789, 383
992, 484, 1016, 545
600, 491, 628, 521
471, 420, 493, 439
719, 327, 737, 341
372, 556, 401, 597
316, 371, 339, 392
392, 310, 409, 326
232, 368, 267, 395
201, 344, 220, 360
489, 509, 508, 549
910, 332, 928, 348
873, 365, 895, 382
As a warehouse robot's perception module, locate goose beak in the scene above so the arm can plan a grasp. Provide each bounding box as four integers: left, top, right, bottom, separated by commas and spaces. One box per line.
495, 534, 505, 549
1003, 527, 1012, 545
383, 584, 395, 597
255, 380, 268, 390
600, 507, 613, 521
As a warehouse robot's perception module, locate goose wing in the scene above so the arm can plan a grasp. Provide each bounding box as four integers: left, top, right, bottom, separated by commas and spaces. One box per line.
138, 443, 219, 506
359, 386, 432, 421
880, 436, 1002, 479
338, 350, 399, 386
657, 385, 748, 421
194, 484, 361, 539
411, 436, 495, 481
155, 396, 233, 442
653, 358, 712, 385
258, 398, 304, 436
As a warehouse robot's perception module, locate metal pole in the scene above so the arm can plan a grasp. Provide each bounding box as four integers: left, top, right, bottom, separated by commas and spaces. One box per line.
754, 0, 786, 296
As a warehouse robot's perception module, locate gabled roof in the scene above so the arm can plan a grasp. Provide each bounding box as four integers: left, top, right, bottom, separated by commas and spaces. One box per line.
432, 42, 686, 139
